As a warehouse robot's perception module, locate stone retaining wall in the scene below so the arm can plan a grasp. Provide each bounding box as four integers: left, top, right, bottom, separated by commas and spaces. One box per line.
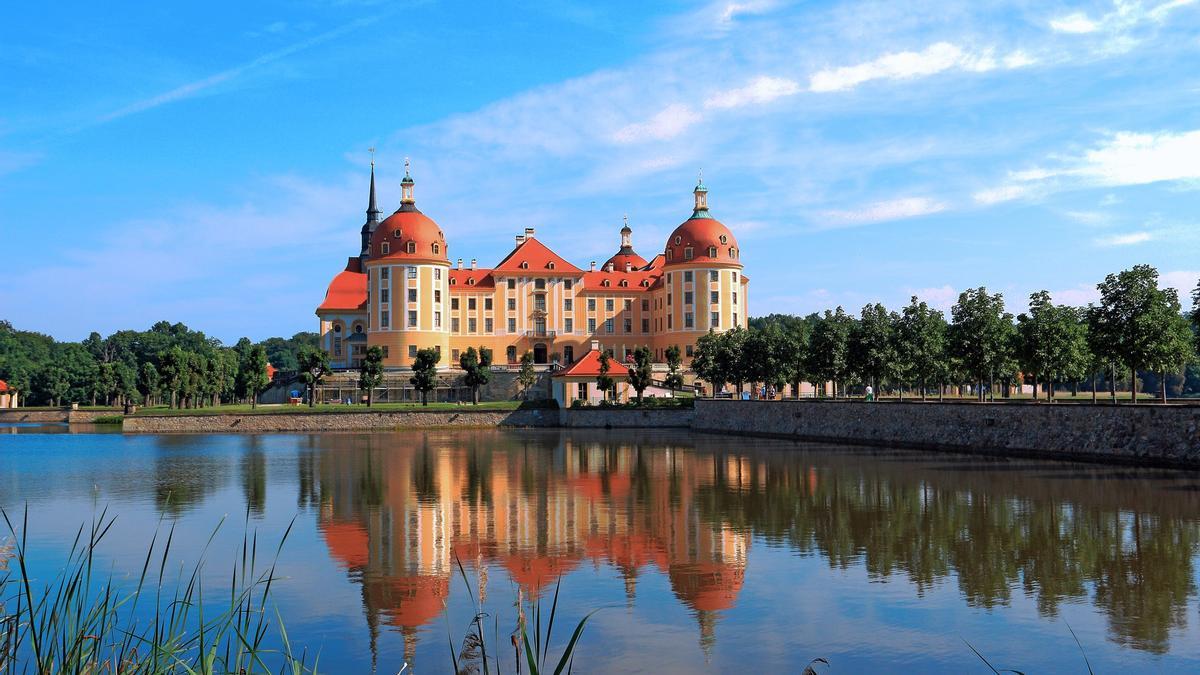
0, 409, 69, 423
559, 408, 693, 429
693, 399, 1200, 466
123, 408, 559, 433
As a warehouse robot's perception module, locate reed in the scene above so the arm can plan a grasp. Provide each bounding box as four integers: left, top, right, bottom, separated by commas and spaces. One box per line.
0, 505, 314, 673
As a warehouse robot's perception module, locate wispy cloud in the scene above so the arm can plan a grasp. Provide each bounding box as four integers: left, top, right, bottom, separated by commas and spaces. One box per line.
1049, 12, 1099, 33
820, 197, 947, 227
611, 103, 702, 143
972, 184, 1029, 205
1095, 231, 1152, 246
705, 75, 801, 109
91, 15, 380, 127
808, 42, 1033, 93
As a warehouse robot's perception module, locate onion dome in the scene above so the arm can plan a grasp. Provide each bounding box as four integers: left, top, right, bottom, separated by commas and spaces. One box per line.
663, 176, 740, 266
603, 215, 648, 271
368, 162, 449, 264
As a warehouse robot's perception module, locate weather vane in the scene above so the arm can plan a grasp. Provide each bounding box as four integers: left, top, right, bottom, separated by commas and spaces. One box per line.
368, 146, 375, 167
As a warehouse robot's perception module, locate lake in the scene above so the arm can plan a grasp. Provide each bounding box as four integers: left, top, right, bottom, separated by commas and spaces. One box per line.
1, 426, 1198, 672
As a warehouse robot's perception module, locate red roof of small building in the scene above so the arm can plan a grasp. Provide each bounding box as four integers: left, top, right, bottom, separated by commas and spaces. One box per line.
448, 268, 496, 289
0, 380, 9, 392
554, 348, 631, 378
317, 257, 368, 312
494, 237, 583, 274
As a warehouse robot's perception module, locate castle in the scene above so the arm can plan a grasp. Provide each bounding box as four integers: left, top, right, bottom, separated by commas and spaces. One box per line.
316, 161, 748, 370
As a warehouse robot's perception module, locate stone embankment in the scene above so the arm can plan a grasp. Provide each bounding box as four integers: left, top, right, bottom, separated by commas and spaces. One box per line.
559, 408, 693, 428
692, 399, 1200, 467
122, 407, 559, 433
0, 408, 120, 424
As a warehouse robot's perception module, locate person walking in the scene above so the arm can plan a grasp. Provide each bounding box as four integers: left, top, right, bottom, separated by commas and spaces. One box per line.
865, 384, 874, 402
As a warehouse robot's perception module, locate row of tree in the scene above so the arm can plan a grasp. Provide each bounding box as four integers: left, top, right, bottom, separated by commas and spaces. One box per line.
0, 320, 318, 408
693, 265, 1200, 403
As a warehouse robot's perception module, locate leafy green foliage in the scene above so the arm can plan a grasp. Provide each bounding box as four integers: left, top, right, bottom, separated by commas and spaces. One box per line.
460, 346, 493, 404
410, 347, 441, 405
357, 345, 385, 406
626, 346, 654, 402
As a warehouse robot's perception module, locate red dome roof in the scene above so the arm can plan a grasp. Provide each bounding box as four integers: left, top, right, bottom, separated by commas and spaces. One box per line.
369, 207, 449, 264
603, 250, 648, 271
663, 217, 740, 266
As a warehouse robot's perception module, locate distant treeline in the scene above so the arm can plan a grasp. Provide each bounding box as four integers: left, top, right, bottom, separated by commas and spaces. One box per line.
0, 321, 318, 407
700, 264, 1200, 401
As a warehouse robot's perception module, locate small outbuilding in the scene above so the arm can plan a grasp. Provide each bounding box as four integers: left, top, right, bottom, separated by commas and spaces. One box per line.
551, 340, 631, 407
0, 380, 18, 409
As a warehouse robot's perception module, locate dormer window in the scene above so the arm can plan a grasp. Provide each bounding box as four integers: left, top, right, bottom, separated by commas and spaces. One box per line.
450, 278, 457, 285
729, 247, 735, 258
432, 243, 440, 255
619, 280, 628, 287
602, 280, 610, 287
547, 261, 556, 270
406, 241, 416, 254
666, 249, 673, 262
684, 247, 693, 260
719, 234, 728, 244
468, 278, 476, 286
708, 246, 717, 257
641, 279, 650, 287
381, 242, 390, 255
674, 235, 682, 245
393, 229, 402, 239
520, 261, 529, 269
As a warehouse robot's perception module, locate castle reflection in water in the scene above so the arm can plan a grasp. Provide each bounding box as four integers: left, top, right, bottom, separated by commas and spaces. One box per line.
303, 430, 750, 657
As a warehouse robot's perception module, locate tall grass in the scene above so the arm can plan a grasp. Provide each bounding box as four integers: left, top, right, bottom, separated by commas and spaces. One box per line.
0, 505, 315, 673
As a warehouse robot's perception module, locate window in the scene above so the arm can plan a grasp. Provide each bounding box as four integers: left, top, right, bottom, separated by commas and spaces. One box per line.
684, 291, 693, 305
452, 349, 460, 362
684, 247, 694, 260
535, 279, 546, 290
406, 241, 416, 254
732, 272, 738, 283
733, 291, 738, 304
729, 247, 736, 258
451, 298, 459, 310
686, 344, 694, 357
381, 242, 390, 255
381, 267, 390, 279
563, 279, 573, 290
432, 243, 440, 255
667, 294, 672, 306
564, 298, 573, 311
684, 271, 693, 283
667, 249, 673, 261
641, 318, 649, 333
381, 288, 390, 303
684, 312, 694, 329
577, 382, 587, 400
708, 246, 717, 257
381, 311, 389, 328
547, 262, 555, 270
711, 291, 719, 304
354, 324, 363, 334
408, 267, 418, 279
507, 278, 516, 289
711, 311, 720, 327
333, 324, 342, 334
667, 315, 673, 329
409, 345, 418, 358
623, 318, 632, 333
408, 288, 417, 303
534, 295, 546, 311
641, 299, 649, 311
434, 289, 441, 303
484, 298, 493, 311
587, 298, 596, 311
434, 311, 441, 328
468, 318, 477, 333
720, 234, 728, 244
408, 310, 418, 327
564, 318, 573, 333
624, 299, 632, 310
507, 318, 517, 332
468, 298, 476, 310
382, 346, 389, 358
667, 273, 672, 283
520, 261, 529, 269
674, 235, 681, 245
434, 269, 441, 280
452, 318, 460, 332
605, 319, 614, 334
605, 299, 614, 311
334, 337, 342, 356
588, 318, 597, 332
485, 318, 493, 333
507, 298, 516, 311
710, 270, 718, 282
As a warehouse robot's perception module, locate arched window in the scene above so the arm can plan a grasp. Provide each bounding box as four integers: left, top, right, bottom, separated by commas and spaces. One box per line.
450, 278, 457, 285
547, 261, 556, 270
602, 280, 610, 287
620, 280, 628, 287
468, 278, 476, 286
432, 243, 440, 255
353, 323, 364, 334
674, 235, 682, 245
520, 261, 529, 269
729, 247, 735, 258
719, 234, 727, 244
393, 229, 402, 239
333, 323, 343, 334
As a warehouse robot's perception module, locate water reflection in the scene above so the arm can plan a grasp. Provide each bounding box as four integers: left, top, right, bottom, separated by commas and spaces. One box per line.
297, 431, 1199, 657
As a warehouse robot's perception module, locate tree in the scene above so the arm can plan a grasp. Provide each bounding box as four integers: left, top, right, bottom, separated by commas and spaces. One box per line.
718, 327, 751, 395
691, 332, 725, 396
742, 327, 789, 397
596, 351, 615, 400
410, 347, 441, 405
849, 303, 897, 399
242, 345, 270, 408
137, 362, 159, 407
297, 346, 331, 407
949, 288, 1015, 401
895, 296, 948, 400
806, 308, 854, 397
460, 346, 493, 404
517, 351, 537, 399
1193, 280, 1200, 356
1091, 265, 1190, 403
627, 346, 654, 403
1145, 289, 1194, 403
1017, 291, 1090, 401
36, 365, 70, 407
159, 346, 186, 408
663, 345, 684, 391
358, 346, 385, 406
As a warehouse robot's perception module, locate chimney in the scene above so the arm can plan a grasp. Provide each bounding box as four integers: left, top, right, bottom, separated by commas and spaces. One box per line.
590, 339, 600, 352
604, 262, 614, 272
590, 261, 596, 272
516, 235, 525, 247
470, 258, 477, 270
524, 227, 535, 238
625, 262, 632, 272
457, 258, 463, 270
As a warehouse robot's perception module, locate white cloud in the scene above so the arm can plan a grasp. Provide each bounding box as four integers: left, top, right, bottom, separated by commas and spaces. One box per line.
821, 197, 947, 227
1161, 269, 1200, 296
705, 75, 801, 109
1049, 12, 1099, 33
1095, 231, 1152, 246
611, 103, 702, 144
1076, 130, 1200, 186
908, 285, 958, 312
972, 184, 1029, 205
718, 0, 777, 24
1049, 284, 1100, 306
808, 42, 1031, 93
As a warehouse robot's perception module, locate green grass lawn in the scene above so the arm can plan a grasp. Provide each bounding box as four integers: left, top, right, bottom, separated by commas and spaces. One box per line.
132, 400, 529, 416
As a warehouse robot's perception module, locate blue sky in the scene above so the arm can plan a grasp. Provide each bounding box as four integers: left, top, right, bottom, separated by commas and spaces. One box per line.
2, 0, 1199, 343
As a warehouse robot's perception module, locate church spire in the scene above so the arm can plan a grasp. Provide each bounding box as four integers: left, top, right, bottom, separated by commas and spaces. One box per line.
366, 154, 380, 223
400, 157, 415, 207
692, 169, 710, 219
361, 151, 382, 261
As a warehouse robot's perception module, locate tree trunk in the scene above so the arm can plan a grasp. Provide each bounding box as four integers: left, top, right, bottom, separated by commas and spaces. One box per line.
1110, 364, 1117, 401
1032, 374, 1037, 402
251, 388, 258, 409
920, 378, 927, 401
309, 384, 315, 408
1130, 366, 1137, 404
171, 391, 177, 409
1161, 370, 1167, 404
1091, 371, 1097, 403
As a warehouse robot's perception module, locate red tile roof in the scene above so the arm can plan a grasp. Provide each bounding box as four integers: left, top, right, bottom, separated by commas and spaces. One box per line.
448, 268, 495, 289
317, 258, 367, 312
494, 237, 583, 274
0, 380, 9, 392
579, 269, 660, 292
554, 348, 630, 378
603, 250, 648, 271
